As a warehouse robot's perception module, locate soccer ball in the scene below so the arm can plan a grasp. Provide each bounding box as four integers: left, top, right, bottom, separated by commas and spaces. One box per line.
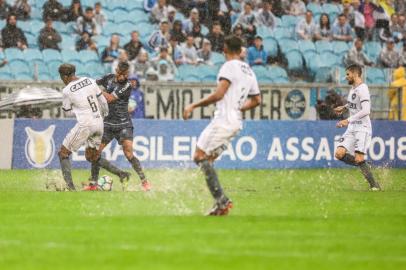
97, 175, 113, 191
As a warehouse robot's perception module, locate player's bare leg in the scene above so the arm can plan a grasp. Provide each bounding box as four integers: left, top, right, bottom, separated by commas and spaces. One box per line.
58, 145, 76, 191
194, 148, 232, 216
89, 141, 130, 190
335, 147, 380, 190
122, 139, 150, 191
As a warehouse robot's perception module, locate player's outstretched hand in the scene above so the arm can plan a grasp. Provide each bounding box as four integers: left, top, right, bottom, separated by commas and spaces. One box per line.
336, 119, 349, 128
334, 105, 346, 116
183, 104, 194, 120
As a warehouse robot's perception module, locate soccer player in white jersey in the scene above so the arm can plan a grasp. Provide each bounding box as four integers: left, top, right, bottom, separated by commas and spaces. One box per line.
58, 64, 109, 191
334, 64, 381, 190
183, 35, 262, 215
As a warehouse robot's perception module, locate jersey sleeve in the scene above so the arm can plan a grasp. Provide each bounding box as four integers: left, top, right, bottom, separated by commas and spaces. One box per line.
90, 78, 103, 97
218, 62, 234, 84
112, 83, 132, 100
62, 90, 72, 112
96, 75, 109, 88
359, 85, 370, 103
249, 77, 260, 96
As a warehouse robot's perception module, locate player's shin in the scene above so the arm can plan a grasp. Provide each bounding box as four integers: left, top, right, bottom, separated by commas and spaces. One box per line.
359, 161, 380, 189
339, 153, 358, 166
90, 159, 101, 183
129, 156, 146, 181
59, 156, 76, 191
198, 160, 228, 204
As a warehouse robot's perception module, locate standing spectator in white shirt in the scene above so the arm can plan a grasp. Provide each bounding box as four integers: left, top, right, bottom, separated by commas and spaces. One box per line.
289, 0, 306, 16
150, 0, 168, 24
255, 0, 277, 30
181, 34, 198, 65
94, 2, 107, 35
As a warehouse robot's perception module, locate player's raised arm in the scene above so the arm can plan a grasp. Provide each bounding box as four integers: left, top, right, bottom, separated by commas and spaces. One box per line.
183, 79, 230, 120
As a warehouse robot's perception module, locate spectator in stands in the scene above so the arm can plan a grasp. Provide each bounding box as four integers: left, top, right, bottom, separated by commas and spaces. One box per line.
65, 0, 83, 22
399, 41, 406, 67
191, 23, 204, 49
379, 38, 400, 68
289, 0, 306, 16
133, 49, 151, 79
352, 0, 365, 40
181, 34, 198, 65
206, 21, 224, 53
150, 0, 168, 24
1, 14, 27, 49
315, 13, 332, 41
207, 0, 232, 34
42, 0, 64, 22
233, 23, 246, 46
151, 46, 176, 76
240, 46, 247, 62
76, 7, 97, 36
255, 0, 277, 30
112, 51, 134, 74
332, 14, 353, 42
344, 38, 373, 67
94, 2, 107, 34
183, 8, 199, 34
197, 39, 213, 65
296, 11, 317, 40
75, 31, 97, 52
398, 14, 406, 39
247, 35, 267, 66
234, 1, 256, 45
167, 5, 177, 28
170, 20, 186, 43
124, 31, 144, 62
144, 0, 156, 12
38, 18, 61, 51
148, 19, 170, 51
12, 0, 30, 21
0, 0, 10, 20
169, 36, 184, 65
390, 13, 404, 42
316, 90, 345, 120
101, 34, 124, 63
359, 0, 376, 41
128, 75, 145, 119
395, 0, 406, 14
189, 0, 207, 24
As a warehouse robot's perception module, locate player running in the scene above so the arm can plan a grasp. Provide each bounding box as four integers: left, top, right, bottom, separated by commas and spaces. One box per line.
85, 61, 150, 191
183, 35, 262, 216
334, 64, 381, 190
58, 64, 109, 191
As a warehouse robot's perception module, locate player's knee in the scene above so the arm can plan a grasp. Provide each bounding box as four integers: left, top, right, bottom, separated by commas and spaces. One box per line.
85, 147, 99, 162
354, 155, 364, 164
335, 148, 346, 160
58, 146, 71, 159
123, 149, 133, 160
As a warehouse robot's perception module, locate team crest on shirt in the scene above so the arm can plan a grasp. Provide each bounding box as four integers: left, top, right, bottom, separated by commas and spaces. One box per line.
352, 93, 356, 100
284, 89, 306, 119
25, 125, 56, 168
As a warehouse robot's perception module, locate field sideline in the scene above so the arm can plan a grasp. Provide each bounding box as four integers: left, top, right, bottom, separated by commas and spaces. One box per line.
0, 168, 405, 270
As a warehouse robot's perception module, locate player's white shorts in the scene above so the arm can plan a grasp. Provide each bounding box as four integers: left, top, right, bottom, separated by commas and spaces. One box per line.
337, 129, 371, 154
63, 121, 103, 152
197, 120, 241, 157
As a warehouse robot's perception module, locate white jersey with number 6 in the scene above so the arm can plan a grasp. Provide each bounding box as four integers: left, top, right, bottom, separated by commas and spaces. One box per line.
62, 77, 104, 126
214, 59, 260, 128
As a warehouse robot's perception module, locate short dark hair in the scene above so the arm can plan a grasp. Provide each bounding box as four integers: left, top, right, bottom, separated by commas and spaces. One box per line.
85, 7, 93, 12
346, 64, 362, 76
95, 2, 101, 6
224, 35, 242, 54
117, 61, 130, 72
59, 63, 76, 77
338, 13, 347, 19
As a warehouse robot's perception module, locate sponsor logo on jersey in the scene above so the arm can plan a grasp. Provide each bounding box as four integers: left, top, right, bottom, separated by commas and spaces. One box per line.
284, 89, 306, 119
70, 78, 91, 92
25, 125, 56, 168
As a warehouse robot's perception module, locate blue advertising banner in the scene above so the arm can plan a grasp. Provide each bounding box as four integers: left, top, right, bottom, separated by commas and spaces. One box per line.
12, 119, 406, 169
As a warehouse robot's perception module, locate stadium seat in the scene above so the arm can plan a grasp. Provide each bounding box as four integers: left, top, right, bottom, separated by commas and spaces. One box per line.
314, 67, 332, 83
30, 61, 50, 76
42, 49, 62, 62
211, 53, 226, 65
53, 21, 69, 34
365, 67, 386, 85
201, 74, 217, 82
263, 37, 278, 57
38, 72, 53, 81
286, 50, 304, 71
17, 20, 30, 30
10, 60, 32, 76
114, 10, 132, 24
196, 65, 218, 77
256, 26, 273, 39
30, 20, 44, 34
364, 41, 382, 63
106, 1, 127, 12
258, 76, 273, 83
30, 8, 42, 20
279, 38, 299, 54
0, 72, 14, 80
126, 0, 144, 11
281, 15, 299, 29
185, 74, 201, 82
78, 50, 99, 64
307, 3, 322, 17
177, 65, 200, 78
272, 76, 289, 84
61, 35, 76, 51
14, 73, 33, 80
59, 0, 71, 6
252, 65, 269, 78
273, 27, 292, 40
322, 3, 340, 15
5, 48, 24, 61
47, 60, 63, 76
61, 49, 80, 63
319, 52, 339, 68
201, 25, 209, 36
25, 32, 37, 48
24, 48, 44, 64
298, 40, 316, 54
0, 19, 5, 29
0, 65, 12, 77
93, 35, 110, 47
116, 22, 136, 36
84, 62, 105, 78
268, 66, 289, 81
315, 41, 333, 53
332, 41, 350, 56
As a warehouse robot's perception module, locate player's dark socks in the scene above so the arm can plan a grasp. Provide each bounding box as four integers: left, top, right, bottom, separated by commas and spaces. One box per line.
99, 157, 125, 177
59, 157, 76, 191
340, 153, 358, 166
90, 160, 101, 182
199, 160, 226, 201
129, 156, 146, 181
359, 161, 380, 189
